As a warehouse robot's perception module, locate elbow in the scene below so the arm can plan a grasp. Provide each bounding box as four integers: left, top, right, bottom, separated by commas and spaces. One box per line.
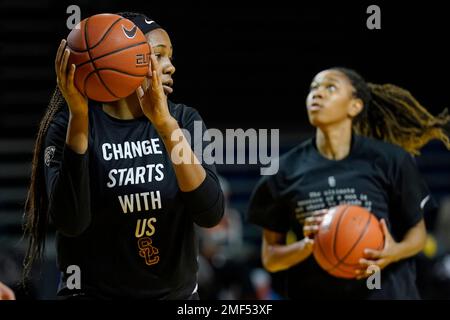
59, 226, 89, 238
194, 204, 224, 228
193, 191, 225, 228
418, 226, 428, 252
262, 249, 285, 273
54, 217, 91, 237
415, 219, 428, 252
49, 204, 91, 237
262, 256, 283, 273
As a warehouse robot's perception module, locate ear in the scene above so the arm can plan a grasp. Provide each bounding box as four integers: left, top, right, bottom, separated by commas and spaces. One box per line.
348, 98, 364, 118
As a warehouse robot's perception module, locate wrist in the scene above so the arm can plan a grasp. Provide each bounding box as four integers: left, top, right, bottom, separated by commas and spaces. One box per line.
154, 117, 179, 136
69, 107, 89, 118
389, 241, 404, 263
299, 238, 314, 253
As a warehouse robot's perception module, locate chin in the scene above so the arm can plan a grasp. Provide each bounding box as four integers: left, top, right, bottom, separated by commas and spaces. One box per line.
307, 115, 321, 127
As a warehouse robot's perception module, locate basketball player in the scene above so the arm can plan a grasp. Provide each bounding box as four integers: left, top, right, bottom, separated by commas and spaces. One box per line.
22, 12, 224, 299
0, 281, 15, 300
248, 68, 450, 299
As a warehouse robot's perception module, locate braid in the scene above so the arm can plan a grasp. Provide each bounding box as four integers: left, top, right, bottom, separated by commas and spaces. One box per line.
23, 86, 65, 281
356, 84, 450, 155
333, 67, 450, 155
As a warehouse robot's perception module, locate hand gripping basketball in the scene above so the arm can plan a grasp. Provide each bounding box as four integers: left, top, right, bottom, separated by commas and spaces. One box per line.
55, 39, 88, 116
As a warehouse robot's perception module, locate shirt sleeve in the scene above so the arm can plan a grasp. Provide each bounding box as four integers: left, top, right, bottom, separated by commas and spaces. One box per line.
44, 112, 91, 237
389, 152, 434, 238
247, 175, 290, 233
178, 107, 224, 228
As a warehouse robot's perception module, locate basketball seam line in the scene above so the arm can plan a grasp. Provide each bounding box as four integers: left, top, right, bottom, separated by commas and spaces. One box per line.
315, 222, 339, 271
82, 67, 146, 97
325, 205, 358, 276
82, 67, 145, 99
76, 41, 148, 69
331, 208, 373, 273
84, 17, 118, 99
87, 68, 147, 77
315, 207, 358, 277
69, 17, 124, 53
339, 218, 384, 267
336, 212, 372, 265
332, 204, 350, 261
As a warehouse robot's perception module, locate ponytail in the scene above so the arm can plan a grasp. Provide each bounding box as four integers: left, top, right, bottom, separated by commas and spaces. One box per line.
23, 87, 65, 281
333, 67, 450, 155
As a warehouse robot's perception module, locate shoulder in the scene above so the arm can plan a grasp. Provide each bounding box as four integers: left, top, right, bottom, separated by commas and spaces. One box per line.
257, 138, 315, 187
47, 104, 70, 134
355, 135, 410, 164
278, 138, 315, 169
168, 100, 201, 123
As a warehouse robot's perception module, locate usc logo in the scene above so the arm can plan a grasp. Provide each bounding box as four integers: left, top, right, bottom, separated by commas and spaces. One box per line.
138, 237, 160, 266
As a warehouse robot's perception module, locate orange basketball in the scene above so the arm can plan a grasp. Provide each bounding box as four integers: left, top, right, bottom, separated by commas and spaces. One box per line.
66, 13, 150, 102
313, 205, 384, 279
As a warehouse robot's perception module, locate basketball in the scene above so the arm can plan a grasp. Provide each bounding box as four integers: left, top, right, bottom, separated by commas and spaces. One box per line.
66, 13, 151, 102
313, 205, 385, 279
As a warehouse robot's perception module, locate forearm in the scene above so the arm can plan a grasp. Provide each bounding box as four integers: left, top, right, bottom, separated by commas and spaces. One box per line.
156, 118, 206, 192
49, 145, 91, 237
263, 238, 313, 273
66, 110, 88, 154
394, 219, 427, 262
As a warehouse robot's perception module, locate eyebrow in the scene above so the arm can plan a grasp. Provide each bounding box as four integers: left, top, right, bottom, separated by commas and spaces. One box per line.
153, 44, 173, 50
311, 78, 340, 85
322, 77, 340, 83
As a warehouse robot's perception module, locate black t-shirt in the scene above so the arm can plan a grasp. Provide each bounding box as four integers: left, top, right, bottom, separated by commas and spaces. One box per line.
44, 100, 224, 299
248, 134, 435, 299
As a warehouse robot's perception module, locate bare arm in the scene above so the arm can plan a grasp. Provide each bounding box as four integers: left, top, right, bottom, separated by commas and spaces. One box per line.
47, 40, 91, 237
394, 219, 427, 260
136, 53, 223, 227
154, 118, 206, 192
136, 53, 205, 192
55, 39, 89, 154
358, 218, 427, 278
262, 229, 313, 273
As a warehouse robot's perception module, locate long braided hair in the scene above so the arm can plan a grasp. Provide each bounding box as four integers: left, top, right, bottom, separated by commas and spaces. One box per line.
23, 87, 65, 280
333, 67, 450, 155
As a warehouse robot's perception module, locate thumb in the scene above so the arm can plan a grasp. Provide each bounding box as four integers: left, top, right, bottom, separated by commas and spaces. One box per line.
304, 237, 314, 249
136, 85, 145, 100
380, 219, 392, 241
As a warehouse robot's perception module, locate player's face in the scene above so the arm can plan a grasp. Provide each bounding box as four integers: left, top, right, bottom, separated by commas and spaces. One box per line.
146, 29, 175, 95
306, 70, 359, 128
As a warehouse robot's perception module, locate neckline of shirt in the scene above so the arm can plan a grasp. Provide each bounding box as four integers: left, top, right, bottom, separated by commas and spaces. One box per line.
90, 102, 148, 125
310, 133, 361, 163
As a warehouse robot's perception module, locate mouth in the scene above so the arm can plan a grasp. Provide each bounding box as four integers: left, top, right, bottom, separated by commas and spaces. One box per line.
307, 102, 322, 111
162, 79, 173, 95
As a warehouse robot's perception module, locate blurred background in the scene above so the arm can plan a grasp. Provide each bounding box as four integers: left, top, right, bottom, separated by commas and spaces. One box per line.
0, 0, 449, 299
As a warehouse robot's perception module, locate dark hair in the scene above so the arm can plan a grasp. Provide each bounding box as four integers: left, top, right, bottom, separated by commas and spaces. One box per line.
116, 11, 161, 34
117, 11, 142, 20
332, 67, 450, 155
23, 87, 65, 281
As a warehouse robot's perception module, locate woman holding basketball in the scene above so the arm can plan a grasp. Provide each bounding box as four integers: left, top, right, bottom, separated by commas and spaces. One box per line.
23, 12, 224, 299
248, 67, 450, 299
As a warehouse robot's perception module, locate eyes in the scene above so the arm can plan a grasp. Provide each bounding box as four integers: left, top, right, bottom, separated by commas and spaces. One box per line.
153, 52, 173, 62
310, 83, 337, 93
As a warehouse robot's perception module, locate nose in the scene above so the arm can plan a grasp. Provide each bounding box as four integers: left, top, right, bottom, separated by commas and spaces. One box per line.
163, 60, 176, 76
312, 90, 323, 100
